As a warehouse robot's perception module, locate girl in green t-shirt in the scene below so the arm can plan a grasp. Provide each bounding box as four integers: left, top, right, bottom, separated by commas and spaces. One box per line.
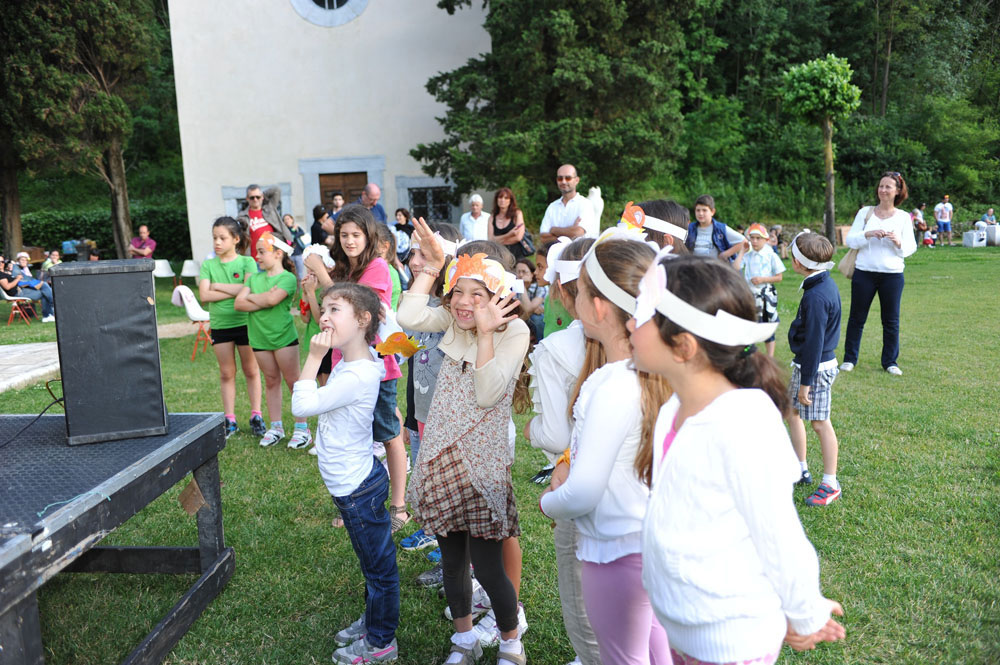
198, 216, 264, 439
235, 232, 311, 450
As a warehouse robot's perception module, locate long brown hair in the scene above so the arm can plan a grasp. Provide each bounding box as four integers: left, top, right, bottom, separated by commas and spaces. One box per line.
575, 239, 673, 487
330, 204, 381, 283
653, 255, 789, 416
492, 187, 520, 224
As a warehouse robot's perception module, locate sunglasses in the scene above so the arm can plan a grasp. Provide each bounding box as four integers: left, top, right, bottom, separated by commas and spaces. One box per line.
882, 171, 902, 178
247, 195, 263, 200
556, 175, 576, 181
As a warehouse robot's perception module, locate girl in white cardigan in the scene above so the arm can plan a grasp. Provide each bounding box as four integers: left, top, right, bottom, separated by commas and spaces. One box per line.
540, 236, 673, 665
628, 254, 845, 665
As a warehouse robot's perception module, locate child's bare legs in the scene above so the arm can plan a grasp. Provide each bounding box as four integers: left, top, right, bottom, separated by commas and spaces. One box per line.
213, 341, 238, 414
274, 345, 306, 426
236, 344, 262, 413
788, 411, 808, 463
765, 340, 776, 357
502, 537, 522, 599
254, 351, 283, 425
383, 435, 409, 517
812, 419, 838, 477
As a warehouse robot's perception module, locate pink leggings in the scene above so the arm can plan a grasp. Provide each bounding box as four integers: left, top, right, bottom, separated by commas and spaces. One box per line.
581, 553, 669, 665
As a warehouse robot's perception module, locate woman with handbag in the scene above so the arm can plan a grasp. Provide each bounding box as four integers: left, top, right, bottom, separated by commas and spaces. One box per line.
840, 171, 917, 376
490, 187, 533, 258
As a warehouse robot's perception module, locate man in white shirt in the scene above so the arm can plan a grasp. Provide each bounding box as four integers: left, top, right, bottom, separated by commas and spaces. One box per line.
540, 164, 598, 244
459, 194, 490, 241
933, 194, 954, 246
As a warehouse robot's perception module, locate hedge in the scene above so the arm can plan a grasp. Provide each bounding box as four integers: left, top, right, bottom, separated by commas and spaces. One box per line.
12, 204, 192, 261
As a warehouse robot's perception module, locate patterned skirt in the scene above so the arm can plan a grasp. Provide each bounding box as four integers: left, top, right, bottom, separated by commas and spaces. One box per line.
410, 443, 520, 541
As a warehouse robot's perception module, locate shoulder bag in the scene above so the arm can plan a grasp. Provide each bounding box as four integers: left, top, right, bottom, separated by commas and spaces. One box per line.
838, 206, 875, 280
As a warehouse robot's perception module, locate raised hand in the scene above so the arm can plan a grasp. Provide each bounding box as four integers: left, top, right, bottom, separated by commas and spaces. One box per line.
473, 291, 519, 335
308, 329, 334, 359
412, 216, 445, 269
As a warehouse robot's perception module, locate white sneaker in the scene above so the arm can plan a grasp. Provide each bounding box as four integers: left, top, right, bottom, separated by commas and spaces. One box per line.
473, 605, 527, 647
287, 428, 312, 449
308, 446, 318, 456
444, 579, 491, 620
42, 315, 55, 323
886, 365, 903, 376
839, 362, 855, 372
259, 427, 284, 447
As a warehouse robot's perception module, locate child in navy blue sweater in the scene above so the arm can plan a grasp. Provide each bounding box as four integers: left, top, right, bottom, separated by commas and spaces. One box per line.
787, 232, 843, 507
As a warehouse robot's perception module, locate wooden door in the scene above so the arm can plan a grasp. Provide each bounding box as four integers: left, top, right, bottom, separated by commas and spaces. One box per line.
319, 172, 368, 211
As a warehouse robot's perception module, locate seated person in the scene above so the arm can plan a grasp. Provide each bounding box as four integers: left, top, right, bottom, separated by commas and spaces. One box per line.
2, 254, 55, 322
982, 208, 996, 225
41, 249, 62, 271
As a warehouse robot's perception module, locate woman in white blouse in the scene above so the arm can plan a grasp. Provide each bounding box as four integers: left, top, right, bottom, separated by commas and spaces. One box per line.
841, 171, 917, 376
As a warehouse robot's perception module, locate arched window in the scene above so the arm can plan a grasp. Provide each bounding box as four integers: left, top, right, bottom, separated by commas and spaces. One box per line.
289, 0, 368, 27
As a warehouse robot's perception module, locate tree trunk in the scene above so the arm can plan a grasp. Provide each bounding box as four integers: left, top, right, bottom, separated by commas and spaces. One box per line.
1, 140, 23, 257
821, 115, 836, 244
880, 0, 895, 117
872, 0, 880, 114
105, 135, 133, 259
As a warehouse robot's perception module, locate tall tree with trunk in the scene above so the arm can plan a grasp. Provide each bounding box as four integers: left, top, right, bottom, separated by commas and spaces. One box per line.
781, 54, 862, 242
0, 2, 156, 258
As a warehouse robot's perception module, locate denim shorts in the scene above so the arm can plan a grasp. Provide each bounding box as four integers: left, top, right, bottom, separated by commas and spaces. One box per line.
937, 221, 952, 233
372, 378, 400, 443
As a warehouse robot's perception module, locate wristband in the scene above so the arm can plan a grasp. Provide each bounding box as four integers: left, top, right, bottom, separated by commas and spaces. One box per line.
556, 448, 571, 468
422, 266, 441, 277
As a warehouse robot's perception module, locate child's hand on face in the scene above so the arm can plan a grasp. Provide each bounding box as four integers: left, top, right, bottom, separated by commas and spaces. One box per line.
797, 384, 812, 406
473, 291, 519, 334
309, 330, 334, 358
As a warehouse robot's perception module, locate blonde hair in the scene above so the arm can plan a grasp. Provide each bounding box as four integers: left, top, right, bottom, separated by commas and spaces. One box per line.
575, 240, 673, 487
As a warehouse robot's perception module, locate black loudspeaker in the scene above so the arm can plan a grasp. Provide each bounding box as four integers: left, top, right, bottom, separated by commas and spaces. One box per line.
49, 259, 168, 445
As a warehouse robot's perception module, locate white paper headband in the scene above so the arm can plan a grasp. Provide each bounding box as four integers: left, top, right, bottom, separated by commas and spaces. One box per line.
543, 237, 571, 284
619, 201, 688, 241
579, 227, 656, 315
634, 258, 778, 346
791, 232, 835, 271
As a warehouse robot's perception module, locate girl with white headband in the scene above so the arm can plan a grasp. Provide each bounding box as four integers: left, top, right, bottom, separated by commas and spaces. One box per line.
628, 254, 845, 665
522, 237, 604, 665
235, 231, 311, 448
539, 236, 673, 665
397, 218, 530, 665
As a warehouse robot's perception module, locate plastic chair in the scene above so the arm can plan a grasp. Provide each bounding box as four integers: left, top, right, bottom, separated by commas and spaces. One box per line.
153, 259, 178, 286
2, 289, 35, 325
180, 259, 200, 284
171, 285, 212, 360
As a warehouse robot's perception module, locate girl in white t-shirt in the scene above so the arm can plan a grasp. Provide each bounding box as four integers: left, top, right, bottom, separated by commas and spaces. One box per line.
628, 254, 845, 665
539, 235, 673, 665
291, 282, 400, 664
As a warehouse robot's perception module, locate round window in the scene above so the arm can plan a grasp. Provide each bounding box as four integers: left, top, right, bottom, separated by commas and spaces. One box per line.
290, 0, 368, 27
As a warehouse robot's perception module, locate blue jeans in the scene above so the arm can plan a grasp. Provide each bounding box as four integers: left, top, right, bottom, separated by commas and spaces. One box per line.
332, 457, 399, 647
19, 283, 53, 317
844, 268, 904, 369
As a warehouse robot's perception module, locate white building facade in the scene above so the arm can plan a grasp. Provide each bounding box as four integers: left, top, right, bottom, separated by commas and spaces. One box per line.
169, 0, 488, 260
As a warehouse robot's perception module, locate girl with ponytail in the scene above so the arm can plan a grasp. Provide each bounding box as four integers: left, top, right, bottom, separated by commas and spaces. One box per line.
629, 254, 845, 665
538, 234, 672, 665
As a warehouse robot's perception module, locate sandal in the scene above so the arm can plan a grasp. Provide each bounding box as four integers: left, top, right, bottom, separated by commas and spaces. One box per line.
497, 645, 527, 665
444, 642, 482, 665
390, 505, 411, 534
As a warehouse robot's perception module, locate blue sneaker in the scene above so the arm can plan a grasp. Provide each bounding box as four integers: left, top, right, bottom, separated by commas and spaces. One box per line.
426, 547, 441, 564
249, 414, 266, 437
400, 528, 438, 552
224, 419, 238, 439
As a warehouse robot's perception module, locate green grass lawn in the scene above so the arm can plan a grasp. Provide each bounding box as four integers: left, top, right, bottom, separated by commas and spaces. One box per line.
3, 247, 999, 664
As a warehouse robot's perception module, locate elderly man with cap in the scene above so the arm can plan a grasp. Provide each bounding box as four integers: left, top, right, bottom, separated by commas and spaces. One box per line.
933, 194, 954, 246
459, 194, 490, 241
734, 223, 786, 356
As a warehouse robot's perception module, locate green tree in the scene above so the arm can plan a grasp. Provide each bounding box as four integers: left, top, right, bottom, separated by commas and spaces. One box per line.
0, 1, 157, 258
412, 0, 691, 210
781, 54, 862, 241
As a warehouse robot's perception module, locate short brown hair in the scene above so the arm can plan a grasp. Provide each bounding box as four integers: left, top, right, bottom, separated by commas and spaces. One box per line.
320, 283, 381, 345
695, 194, 716, 210
794, 233, 834, 263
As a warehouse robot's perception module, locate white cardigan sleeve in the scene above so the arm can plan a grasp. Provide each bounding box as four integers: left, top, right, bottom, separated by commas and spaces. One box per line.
540, 374, 640, 520
729, 414, 832, 636
396, 291, 453, 333
845, 207, 872, 249
527, 345, 574, 455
